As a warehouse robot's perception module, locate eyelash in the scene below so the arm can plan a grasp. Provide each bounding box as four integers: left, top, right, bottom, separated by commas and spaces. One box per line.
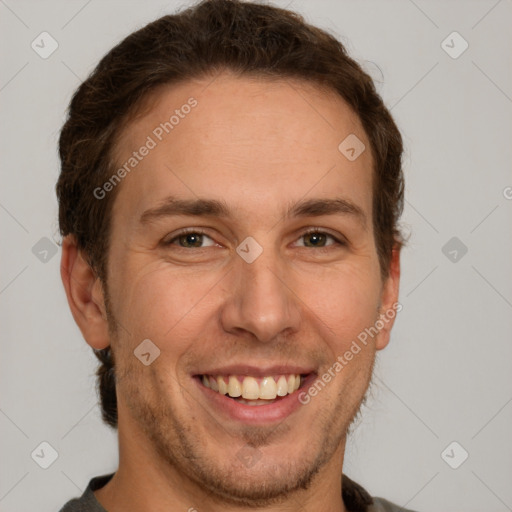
163, 227, 346, 249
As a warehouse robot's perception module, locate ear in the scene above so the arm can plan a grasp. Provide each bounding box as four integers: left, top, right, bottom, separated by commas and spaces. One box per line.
375, 245, 401, 351
60, 235, 110, 350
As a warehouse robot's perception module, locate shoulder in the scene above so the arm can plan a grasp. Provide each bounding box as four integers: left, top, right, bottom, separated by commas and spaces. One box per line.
58, 474, 113, 512
58, 497, 87, 512
342, 474, 419, 512
369, 496, 419, 512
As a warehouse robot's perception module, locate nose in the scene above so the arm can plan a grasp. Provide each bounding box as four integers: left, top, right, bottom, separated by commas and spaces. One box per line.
220, 248, 302, 343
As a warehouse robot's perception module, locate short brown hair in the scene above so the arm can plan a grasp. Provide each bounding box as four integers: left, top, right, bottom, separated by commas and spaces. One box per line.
57, 0, 404, 428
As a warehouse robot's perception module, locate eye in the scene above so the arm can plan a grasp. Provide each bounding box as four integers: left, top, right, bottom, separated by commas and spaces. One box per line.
164, 229, 217, 249
295, 229, 345, 248
162, 228, 345, 251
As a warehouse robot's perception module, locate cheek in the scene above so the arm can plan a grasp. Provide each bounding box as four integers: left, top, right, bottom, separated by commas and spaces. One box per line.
112, 259, 221, 346
109, 242, 382, 357
296, 263, 381, 348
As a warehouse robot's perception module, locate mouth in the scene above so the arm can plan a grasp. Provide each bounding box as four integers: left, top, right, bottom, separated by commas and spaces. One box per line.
199, 373, 305, 405
192, 369, 317, 424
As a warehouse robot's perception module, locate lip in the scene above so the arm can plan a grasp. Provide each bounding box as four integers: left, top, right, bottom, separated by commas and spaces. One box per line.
193, 364, 316, 378
193, 372, 317, 425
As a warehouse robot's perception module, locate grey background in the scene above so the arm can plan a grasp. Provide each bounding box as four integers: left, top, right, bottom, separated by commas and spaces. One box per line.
1, 0, 511, 510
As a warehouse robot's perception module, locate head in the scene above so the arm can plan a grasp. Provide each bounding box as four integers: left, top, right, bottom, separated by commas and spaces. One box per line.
58, 0, 404, 506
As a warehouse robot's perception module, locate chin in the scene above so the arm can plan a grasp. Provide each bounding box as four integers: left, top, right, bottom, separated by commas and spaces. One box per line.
184, 452, 326, 507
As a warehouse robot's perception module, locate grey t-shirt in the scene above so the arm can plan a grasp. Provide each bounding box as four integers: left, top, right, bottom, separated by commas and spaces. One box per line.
58, 473, 417, 512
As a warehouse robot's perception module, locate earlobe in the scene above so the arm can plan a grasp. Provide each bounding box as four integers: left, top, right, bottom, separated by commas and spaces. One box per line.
60, 235, 110, 350
375, 245, 401, 351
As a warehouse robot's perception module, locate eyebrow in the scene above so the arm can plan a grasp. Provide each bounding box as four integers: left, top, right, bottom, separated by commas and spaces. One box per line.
139, 196, 367, 228
286, 197, 367, 228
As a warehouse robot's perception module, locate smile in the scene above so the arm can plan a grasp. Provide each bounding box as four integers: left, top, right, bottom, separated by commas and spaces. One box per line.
193, 365, 317, 423
200, 374, 303, 405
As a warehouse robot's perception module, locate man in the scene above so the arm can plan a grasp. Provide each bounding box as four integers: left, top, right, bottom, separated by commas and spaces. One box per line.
57, 0, 411, 510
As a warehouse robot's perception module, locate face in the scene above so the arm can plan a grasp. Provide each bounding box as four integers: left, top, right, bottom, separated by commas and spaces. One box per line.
97, 73, 399, 505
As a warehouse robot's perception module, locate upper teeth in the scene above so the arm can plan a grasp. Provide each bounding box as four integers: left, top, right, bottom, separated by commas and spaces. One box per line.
201, 374, 301, 400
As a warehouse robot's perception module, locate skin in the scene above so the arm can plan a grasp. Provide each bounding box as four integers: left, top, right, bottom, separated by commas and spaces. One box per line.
61, 72, 400, 512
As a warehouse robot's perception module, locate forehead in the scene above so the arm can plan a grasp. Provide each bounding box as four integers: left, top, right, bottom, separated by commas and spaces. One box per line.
111, 73, 373, 226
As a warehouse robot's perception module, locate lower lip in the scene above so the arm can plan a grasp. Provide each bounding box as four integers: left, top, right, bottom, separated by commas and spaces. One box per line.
193, 374, 316, 425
